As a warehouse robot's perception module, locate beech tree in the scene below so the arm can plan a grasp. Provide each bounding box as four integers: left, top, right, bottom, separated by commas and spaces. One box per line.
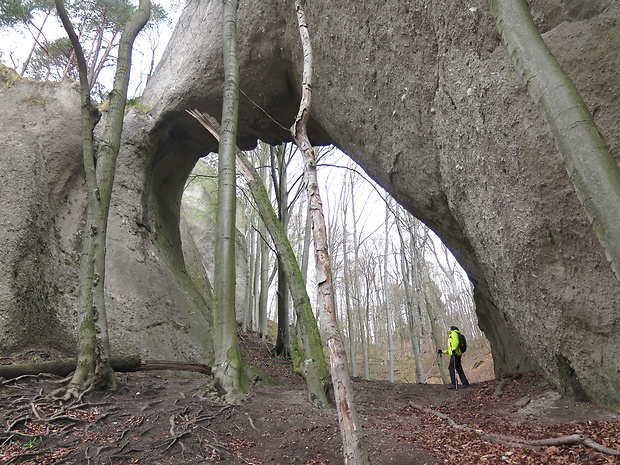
187, 110, 331, 409
53, 0, 150, 397
271, 143, 291, 357
210, 0, 248, 405
490, 0, 620, 282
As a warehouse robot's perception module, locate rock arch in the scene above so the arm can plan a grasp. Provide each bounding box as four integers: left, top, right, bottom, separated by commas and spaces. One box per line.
1, 0, 619, 411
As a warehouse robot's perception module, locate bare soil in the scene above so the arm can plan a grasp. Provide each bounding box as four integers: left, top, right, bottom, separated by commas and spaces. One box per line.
1, 332, 619, 464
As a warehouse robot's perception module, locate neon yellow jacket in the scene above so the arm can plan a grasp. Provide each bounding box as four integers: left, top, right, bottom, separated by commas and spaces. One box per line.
440, 329, 462, 356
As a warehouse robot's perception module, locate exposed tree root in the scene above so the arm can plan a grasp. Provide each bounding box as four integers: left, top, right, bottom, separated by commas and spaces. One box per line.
4, 449, 49, 464
410, 403, 620, 456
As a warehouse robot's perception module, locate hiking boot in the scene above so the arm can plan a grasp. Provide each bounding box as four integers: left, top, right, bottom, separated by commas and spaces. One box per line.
447, 385, 456, 390
461, 383, 470, 389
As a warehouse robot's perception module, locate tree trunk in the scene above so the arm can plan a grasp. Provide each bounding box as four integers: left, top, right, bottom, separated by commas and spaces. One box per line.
187, 111, 330, 409
490, 0, 620, 282
256, 145, 271, 338
396, 209, 424, 383
21, 6, 53, 77
258, 224, 269, 338
54, 0, 150, 399
342, 205, 357, 377
383, 200, 394, 382
272, 145, 291, 357
212, 0, 248, 405
290, 1, 370, 462
351, 180, 369, 379
244, 226, 256, 332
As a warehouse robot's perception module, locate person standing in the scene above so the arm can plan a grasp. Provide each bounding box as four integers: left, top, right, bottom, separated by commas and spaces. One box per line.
437, 326, 470, 389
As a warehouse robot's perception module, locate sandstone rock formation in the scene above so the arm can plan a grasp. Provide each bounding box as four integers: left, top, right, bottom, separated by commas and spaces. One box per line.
141, 0, 620, 408
0, 0, 619, 411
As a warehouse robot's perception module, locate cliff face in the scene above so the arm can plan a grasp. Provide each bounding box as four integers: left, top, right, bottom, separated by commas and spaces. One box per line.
1, 0, 619, 410
0, 73, 215, 364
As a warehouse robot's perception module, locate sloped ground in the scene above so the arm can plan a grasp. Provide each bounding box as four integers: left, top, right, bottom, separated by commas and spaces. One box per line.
1, 333, 619, 464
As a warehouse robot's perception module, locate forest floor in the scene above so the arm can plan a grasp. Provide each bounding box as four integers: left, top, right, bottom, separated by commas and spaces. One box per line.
1, 332, 620, 464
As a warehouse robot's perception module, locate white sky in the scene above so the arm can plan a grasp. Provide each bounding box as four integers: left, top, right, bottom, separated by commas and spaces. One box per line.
0, 0, 181, 97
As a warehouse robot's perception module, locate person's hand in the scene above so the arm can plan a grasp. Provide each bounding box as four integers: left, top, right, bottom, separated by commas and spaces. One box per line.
437, 349, 442, 354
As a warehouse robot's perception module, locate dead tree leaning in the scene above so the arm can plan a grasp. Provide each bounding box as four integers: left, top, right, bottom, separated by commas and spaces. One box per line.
290, 1, 370, 464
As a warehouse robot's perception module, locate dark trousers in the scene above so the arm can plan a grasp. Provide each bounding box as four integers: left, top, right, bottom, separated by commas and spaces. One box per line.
449, 354, 469, 387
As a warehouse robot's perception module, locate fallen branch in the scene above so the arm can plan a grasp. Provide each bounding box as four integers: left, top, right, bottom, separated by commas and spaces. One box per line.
141, 360, 212, 375
410, 402, 620, 456
0, 356, 212, 380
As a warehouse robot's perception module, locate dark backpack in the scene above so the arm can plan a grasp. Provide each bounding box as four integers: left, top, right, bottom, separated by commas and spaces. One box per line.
458, 333, 467, 353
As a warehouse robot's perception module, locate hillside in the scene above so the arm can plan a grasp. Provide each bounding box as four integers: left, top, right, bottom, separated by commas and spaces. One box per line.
1, 332, 619, 464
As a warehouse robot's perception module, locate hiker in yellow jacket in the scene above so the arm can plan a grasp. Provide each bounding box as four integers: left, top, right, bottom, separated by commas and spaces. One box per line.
437, 326, 470, 389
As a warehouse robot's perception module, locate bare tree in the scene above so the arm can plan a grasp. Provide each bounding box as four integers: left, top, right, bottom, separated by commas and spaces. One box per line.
53, 0, 150, 398
395, 207, 424, 383
383, 199, 394, 382
212, 0, 248, 405
290, 0, 370, 462
187, 111, 331, 409
271, 144, 291, 357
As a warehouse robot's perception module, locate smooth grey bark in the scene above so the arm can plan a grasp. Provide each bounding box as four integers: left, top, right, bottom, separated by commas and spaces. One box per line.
256, 144, 271, 338
383, 200, 394, 383
490, 0, 620, 282
272, 144, 291, 357
258, 223, 270, 338
212, 0, 248, 405
342, 202, 357, 377
244, 226, 255, 332
54, 0, 150, 398
187, 111, 331, 409
395, 209, 424, 383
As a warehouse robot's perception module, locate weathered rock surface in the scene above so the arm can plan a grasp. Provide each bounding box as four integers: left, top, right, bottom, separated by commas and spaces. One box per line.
0, 0, 619, 411
0, 69, 215, 363
142, 0, 620, 409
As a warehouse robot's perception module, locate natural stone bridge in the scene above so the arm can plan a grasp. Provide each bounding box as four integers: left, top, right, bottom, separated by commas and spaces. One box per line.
0, 0, 618, 410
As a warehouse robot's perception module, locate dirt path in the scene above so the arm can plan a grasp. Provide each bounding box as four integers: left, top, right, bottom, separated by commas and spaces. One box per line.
1, 334, 619, 464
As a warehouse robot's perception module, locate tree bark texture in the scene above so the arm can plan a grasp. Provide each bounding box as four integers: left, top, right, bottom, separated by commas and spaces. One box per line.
187, 110, 331, 409
212, 0, 248, 405
490, 0, 620, 282
273, 144, 291, 357
290, 0, 370, 462
54, 0, 150, 396
383, 200, 394, 382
